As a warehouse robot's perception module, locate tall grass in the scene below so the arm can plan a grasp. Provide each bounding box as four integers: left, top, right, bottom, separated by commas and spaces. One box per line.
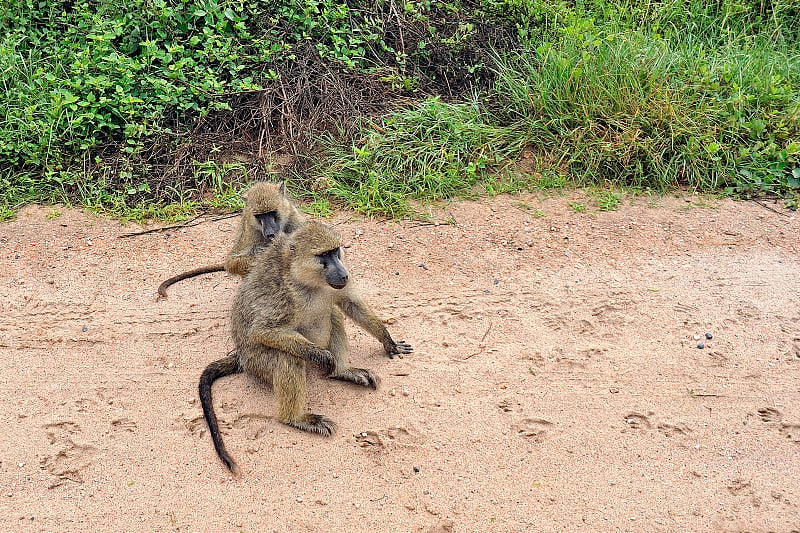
2, 1, 798, 217
315, 14, 799, 215
494, 24, 800, 191
316, 98, 528, 217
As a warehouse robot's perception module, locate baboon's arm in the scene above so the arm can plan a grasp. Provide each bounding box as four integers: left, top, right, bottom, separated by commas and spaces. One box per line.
251, 327, 334, 373
338, 296, 413, 357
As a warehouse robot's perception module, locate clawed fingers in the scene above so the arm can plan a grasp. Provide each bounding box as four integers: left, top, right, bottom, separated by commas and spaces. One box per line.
394, 341, 413, 354
357, 369, 379, 389
384, 341, 414, 359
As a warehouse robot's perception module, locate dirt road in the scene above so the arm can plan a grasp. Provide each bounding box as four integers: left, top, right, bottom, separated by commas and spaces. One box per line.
1, 193, 798, 532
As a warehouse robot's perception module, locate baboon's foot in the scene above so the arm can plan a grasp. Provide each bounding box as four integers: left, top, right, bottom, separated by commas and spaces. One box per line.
330, 367, 379, 389
286, 414, 336, 436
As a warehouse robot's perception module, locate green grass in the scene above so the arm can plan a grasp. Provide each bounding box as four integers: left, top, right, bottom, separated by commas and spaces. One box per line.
1, 1, 798, 219
306, 13, 799, 216
494, 23, 799, 193
313, 97, 529, 217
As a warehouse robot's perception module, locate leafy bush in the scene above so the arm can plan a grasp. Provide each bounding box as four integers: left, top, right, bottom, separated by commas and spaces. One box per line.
0, 0, 531, 216
0, 0, 797, 218
309, 1, 799, 214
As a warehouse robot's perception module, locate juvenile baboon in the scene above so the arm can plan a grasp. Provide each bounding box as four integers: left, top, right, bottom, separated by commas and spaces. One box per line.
157, 182, 306, 298
199, 222, 412, 476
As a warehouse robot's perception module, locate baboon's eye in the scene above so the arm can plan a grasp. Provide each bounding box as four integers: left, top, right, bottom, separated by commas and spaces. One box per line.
316, 249, 339, 265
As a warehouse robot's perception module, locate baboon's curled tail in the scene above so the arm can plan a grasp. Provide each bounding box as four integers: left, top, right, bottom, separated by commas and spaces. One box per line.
158, 264, 224, 298
199, 353, 242, 477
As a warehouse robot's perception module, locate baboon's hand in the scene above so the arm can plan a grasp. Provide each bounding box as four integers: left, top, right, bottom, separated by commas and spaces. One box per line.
311, 349, 336, 374
383, 339, 413, 359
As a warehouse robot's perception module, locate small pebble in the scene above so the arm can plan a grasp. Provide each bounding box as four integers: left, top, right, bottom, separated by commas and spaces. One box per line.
296, 497, 303, 503
401, 388, 410, 397
693, 334, 701, 340
82, 327, 88, 332
413, 466, 420, 473
705, 332, 713, 339
360, 432, 367, 437
697, 343, 705, 349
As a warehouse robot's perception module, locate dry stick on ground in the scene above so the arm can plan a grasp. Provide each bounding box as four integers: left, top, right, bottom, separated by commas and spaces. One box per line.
117, 213, 238, 238
750, 198, 791, 217
459, 322, 493, 361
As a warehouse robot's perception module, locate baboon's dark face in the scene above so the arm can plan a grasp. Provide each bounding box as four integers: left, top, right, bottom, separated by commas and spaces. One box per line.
255, 211, 280, 241
317, 247, 348, 289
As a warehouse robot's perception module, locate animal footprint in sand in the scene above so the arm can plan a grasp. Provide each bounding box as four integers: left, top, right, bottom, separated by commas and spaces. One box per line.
232, 413, 273, 440
657, 422, 691, 437
41, 440, 97, 486
41, 422, 96, 486
756, 407, 800, 444
44, 421, 80, 443
111, 418, 137, 433
779, 422, 800, 444
624, 412, 652, 430
512, 418, 553, 442
757, 407, 781, 423
791, 338, 800, 360
183, 414, 211, 437
356, 426, 423, 451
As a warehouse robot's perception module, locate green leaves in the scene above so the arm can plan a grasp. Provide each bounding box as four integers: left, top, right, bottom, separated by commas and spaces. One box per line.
1, 0, 798, 219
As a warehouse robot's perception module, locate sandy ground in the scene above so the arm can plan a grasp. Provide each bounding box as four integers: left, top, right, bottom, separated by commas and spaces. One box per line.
0, 192, 799, 532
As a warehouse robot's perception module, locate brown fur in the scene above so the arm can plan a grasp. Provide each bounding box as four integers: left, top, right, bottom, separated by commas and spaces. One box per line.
157, 182, 306, 298
199, 222, 412, 475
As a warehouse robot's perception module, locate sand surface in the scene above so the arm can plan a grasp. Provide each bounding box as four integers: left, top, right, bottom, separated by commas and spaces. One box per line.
1, 192, 799, 532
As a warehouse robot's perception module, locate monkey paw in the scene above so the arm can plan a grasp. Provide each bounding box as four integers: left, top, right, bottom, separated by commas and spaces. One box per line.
384, 339, 413, 358
287, 414, 336, 437
330, 367, 379, 389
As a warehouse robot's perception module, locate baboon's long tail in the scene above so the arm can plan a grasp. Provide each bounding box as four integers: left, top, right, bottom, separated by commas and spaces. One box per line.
199, 352, 242, 477
157, 263, 225, 298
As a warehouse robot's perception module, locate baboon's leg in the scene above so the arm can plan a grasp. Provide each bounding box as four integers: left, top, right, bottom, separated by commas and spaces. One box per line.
328, 308, 378, 389
273, 356, 335, 436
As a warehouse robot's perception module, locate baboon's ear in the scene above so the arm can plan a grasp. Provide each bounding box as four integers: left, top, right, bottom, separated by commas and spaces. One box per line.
279, 182, 287, 196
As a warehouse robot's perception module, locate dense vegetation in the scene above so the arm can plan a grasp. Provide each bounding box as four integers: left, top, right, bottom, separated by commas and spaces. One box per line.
1, 0, 798, 219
